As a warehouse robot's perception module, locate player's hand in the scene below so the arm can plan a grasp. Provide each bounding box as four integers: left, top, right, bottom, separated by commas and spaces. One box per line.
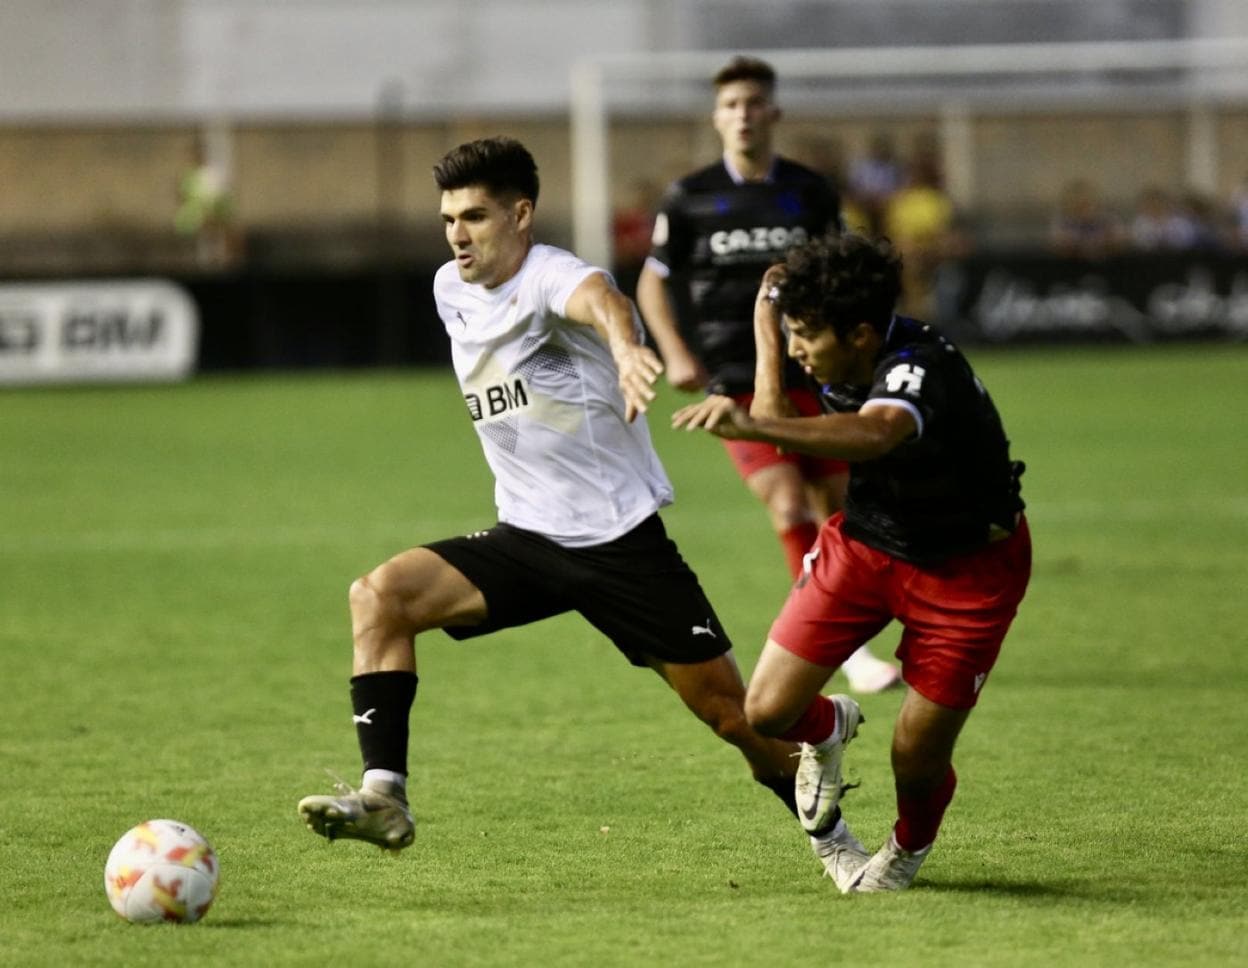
665, 356, 710, 393
757, 263, 788, 302
662, 347, 709, 393
670, 394, 755, 440
615, 343, 664, 422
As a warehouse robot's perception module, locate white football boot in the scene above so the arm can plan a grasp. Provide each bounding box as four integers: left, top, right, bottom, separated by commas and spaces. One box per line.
795, 694, 863, 834
810, 817, 871, 893
842, 648, 903, 694
298, 779, 415, 852
849, 833, 932, 892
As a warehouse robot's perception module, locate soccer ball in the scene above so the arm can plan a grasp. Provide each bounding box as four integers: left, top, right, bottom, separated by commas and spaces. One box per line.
104, 819, 219, 924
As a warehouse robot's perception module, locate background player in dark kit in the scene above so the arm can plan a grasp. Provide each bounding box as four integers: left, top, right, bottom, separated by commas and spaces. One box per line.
637, 55, 900, 694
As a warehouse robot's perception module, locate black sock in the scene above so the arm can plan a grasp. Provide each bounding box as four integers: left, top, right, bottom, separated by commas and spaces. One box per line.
350, 671, 418, 773
808, 807, 842, 839
757, 776, 843, 836
758, 775, 799, 820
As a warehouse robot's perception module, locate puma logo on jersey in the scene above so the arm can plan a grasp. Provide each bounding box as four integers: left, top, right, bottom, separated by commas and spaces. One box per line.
465, 376, 530, 422
691, 620, 717, 638
710, 225, 808, 257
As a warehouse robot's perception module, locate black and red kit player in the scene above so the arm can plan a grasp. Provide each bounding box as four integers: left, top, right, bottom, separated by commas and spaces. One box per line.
672, 232, 1030, 892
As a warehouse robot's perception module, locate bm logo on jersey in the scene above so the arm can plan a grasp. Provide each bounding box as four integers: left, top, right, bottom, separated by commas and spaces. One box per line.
465, 377, 530, 422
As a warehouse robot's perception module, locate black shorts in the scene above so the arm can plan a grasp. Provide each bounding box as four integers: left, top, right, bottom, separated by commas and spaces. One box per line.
425, 514, 732, 667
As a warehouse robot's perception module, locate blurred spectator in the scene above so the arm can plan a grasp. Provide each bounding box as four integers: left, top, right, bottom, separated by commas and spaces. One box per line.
847, 132, 904, 236
174, 134, 240, 269
791, 133, 849, 192
1174, 191, 1222, 251
1131, 185, 1222, 252
791, 133, 869, 234
1049, 178, 1124, 259
1231, 174, 1248, 250
884, 155, 969, 318
908, 129, 945, 191
1129, 186, 1186, 250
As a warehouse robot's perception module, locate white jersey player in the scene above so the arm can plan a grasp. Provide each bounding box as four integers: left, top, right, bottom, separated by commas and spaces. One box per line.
433, 243, 672, 547
298, 137, 804, 859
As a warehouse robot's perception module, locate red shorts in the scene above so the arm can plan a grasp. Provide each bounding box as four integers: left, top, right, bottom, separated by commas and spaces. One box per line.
768, 514, 1032, 709
721, 389, 849, 481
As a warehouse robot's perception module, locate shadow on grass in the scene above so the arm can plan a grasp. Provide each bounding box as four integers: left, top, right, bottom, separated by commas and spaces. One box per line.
931, 878, 1144, 902
203, 917, 283, 929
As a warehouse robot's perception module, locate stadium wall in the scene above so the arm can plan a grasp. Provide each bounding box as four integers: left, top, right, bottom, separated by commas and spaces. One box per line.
4, 107, 1248, 261
3, 108, 1248, 377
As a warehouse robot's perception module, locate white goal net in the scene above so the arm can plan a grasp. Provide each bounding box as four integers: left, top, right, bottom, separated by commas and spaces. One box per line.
571, 37, 1248, 267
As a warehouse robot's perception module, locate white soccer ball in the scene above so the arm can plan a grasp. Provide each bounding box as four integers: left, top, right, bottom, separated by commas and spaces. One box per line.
104, 819, 219, 924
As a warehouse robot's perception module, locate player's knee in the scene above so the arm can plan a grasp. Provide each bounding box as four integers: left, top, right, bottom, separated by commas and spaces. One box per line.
705, 700, 756, 747
349, 569, 406, 635
348, 573, 377, 618
747, 471, 809, 530
767, 499, 812, 533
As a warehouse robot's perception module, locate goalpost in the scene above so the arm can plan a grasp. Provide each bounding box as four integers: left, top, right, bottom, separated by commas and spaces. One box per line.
570, 37, 1248, 269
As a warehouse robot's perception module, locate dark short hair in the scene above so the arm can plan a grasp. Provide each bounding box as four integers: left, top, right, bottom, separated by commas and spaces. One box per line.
713, 55, 776, 91
773, 234, 902, 338
433, 137, 540, 205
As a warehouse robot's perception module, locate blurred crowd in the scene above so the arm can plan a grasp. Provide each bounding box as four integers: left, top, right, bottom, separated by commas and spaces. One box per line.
835, 131, 969, 320
613, 130, 1248, 323
1049, 175, 1248, 260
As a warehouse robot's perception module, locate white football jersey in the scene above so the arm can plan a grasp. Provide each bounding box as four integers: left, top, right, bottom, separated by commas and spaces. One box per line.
433, 244, 674, 547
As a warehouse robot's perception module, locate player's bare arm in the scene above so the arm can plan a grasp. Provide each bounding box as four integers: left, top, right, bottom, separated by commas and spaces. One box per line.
636, 261, 709, 392
750, 264, 796, 419
565, 270, 663, 422
673, 395, 917, 462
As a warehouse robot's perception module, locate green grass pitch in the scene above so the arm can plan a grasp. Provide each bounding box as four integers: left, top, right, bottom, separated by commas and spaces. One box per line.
1, 344, 1245, 966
